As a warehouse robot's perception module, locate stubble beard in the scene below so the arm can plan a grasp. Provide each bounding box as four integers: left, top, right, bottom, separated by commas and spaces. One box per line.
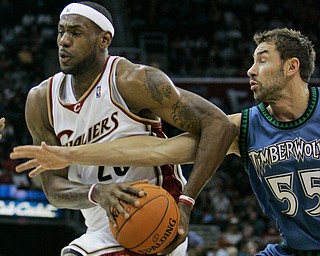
61, 50, 98, 76
254, 69, 286, 103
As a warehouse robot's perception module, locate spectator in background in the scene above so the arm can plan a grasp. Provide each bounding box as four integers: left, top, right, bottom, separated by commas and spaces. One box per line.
218, 218, 243, 248
187, 230, 205, 256
245, 237, 265, 256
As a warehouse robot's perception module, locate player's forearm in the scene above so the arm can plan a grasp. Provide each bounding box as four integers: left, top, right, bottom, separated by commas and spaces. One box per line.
183, 112, 237, 200
69, 134, 197, 166
41, 171, 92, 209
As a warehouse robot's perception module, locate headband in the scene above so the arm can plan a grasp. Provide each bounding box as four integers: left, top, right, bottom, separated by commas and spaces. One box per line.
60, 3, 115, 37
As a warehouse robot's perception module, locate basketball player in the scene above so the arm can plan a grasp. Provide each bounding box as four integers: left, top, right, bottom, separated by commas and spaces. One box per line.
0, 117, 5, 140
15, 1, 236, 255
12, 28, 320, 255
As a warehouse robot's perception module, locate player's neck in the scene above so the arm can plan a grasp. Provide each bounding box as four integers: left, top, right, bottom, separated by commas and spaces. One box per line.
267, 85, 310, 122
71, 58, 106, 100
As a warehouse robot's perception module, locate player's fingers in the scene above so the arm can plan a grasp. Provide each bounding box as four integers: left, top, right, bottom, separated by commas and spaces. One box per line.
157, 202, 190, 254
10, 151, 36, 160
12, 145, 38, 152
116, 182, 149, 208
116, 188, 142, 208
124, 179, 149, 198
106, 207, 118, 228
15, 159, 39, 173
28, 166, 46, 177
114, 200, 130, 219
11, 145, 41, 160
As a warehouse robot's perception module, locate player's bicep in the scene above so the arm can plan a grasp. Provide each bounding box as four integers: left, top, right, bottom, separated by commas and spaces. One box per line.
121, 66, 181, 115
25, 82, 55, 145
25, 82, 68, 181
139, 69, 215, 133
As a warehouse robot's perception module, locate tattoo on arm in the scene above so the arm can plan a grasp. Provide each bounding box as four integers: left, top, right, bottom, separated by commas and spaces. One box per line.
171, 99, 202, 131
144, 68, 213, 132
144, 69, 172, 104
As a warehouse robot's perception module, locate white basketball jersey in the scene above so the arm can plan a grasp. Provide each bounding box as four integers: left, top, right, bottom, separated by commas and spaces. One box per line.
48, 56, 187, 255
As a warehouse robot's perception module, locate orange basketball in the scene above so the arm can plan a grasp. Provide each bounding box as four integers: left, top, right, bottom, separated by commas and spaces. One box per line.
110, 183, 180, 254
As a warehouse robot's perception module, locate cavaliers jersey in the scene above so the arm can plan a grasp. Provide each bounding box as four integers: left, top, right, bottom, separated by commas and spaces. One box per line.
48, 56, 187, 255
239, 86, 320, 250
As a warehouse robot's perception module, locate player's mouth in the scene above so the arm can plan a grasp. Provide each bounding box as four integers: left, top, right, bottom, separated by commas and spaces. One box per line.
59, 50, 71, 63
249, 79, 259, 91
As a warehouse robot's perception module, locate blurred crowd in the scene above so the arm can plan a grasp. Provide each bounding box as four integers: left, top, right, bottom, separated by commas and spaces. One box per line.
0, 0, 68, 189
125, 0, 320, 77
0, 0, 318, 255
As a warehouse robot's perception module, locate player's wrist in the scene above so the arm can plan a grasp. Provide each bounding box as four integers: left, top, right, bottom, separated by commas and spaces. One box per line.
88, 183, 99, 205
178, 194, 195, 208
68, 147, 80, 165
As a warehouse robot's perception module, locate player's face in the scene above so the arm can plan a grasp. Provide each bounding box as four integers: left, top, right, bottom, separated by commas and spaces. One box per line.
57, 15, 101, 75
247, 42, 286, 103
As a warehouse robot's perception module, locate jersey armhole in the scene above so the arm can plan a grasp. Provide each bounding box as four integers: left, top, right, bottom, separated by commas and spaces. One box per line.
239, 108, 250, 171
46, 77, 54, 128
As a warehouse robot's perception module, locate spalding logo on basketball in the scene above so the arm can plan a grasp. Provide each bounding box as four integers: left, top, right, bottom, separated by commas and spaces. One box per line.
110, 183, 180, 254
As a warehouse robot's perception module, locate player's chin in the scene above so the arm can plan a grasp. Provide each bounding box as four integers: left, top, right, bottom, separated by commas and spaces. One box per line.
59, 63, 73, 74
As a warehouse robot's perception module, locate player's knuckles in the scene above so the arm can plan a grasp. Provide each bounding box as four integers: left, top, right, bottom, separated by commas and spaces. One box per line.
127, 187, 141, 195
118, 193, 136, 204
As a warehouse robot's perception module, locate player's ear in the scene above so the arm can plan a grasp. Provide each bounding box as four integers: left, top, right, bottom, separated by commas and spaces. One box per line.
286, 57, 300, 76
99, 31, 112, 49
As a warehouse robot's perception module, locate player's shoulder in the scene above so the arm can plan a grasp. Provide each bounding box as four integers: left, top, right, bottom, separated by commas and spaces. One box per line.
27, 78, 51, 106
28, 78, 51, 97
116, 58, 166, 85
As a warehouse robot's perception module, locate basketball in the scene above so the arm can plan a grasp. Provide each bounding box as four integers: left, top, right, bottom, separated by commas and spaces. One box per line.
110, 183, 180, 254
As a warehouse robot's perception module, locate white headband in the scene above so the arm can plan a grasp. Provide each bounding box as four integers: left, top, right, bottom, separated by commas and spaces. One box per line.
60, 3, 115, 37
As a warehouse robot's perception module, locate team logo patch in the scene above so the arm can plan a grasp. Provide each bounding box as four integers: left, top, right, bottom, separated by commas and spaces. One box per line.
96, 85, 101, 98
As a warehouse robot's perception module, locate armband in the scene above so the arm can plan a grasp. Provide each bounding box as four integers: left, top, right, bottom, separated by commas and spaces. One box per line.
178, 194, 195, 208
88, 183, 99, 206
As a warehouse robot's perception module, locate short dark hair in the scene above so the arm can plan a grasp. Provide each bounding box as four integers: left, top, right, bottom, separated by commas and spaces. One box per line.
78, 1, 113, 24
253, 28, 316, 83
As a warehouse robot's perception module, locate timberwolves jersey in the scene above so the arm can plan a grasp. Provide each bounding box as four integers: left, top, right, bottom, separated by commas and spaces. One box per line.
239, 86, 320, 250
48, 56, 186, 254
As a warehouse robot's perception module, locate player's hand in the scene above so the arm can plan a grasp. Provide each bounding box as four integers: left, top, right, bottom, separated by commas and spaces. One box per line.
93, 180, 148, 227
157, 202, 191, 255
10, 141, 72, 177
0, 117, 5, 140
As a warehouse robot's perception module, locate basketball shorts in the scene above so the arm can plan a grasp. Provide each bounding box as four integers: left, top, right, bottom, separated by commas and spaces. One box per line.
61, 232, 188, 256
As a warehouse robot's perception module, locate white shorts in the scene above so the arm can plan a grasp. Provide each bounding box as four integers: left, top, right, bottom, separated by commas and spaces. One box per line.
61, 230, 188, 256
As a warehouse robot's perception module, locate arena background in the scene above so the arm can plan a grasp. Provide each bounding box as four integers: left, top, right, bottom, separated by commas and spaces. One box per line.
0, 1, 319, 255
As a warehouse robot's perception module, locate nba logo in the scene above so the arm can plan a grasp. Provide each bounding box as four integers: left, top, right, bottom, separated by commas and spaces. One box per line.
96, 85, 101, 98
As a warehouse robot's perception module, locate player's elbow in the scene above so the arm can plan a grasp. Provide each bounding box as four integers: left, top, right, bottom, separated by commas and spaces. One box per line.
214, 113, 237, 142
